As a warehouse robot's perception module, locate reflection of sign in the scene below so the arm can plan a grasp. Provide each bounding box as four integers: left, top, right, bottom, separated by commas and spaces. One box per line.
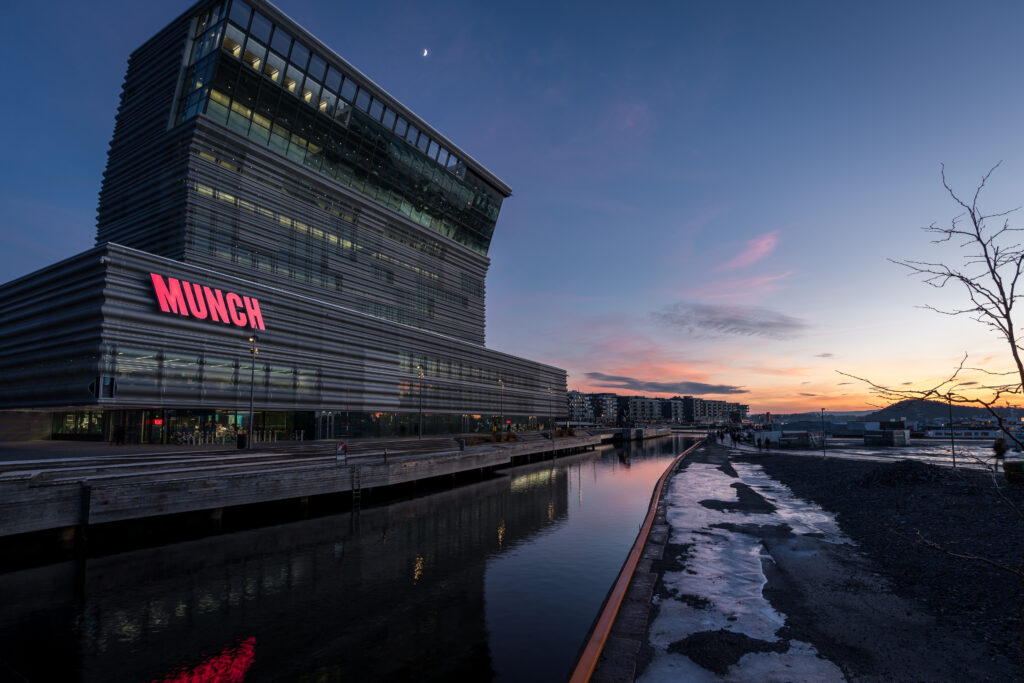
157, 636, 255, 683
150, 273, 265, 330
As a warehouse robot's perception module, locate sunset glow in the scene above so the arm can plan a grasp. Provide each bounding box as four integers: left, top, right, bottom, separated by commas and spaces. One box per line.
3, 1, 1024, 415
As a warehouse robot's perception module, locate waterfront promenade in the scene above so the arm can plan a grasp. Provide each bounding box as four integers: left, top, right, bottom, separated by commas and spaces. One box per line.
591, 440, 1023, 681
0, 432, 603, 538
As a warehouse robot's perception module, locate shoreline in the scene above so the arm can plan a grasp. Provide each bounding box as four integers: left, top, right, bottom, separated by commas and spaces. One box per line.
594, 441, 1024, 680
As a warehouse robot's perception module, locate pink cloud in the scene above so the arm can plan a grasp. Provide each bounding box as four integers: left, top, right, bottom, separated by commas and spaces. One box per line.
683, 271, 793, 301
718, 230, 779, 271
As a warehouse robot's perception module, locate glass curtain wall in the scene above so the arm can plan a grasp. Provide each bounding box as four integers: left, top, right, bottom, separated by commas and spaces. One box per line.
176, 0, 503, 255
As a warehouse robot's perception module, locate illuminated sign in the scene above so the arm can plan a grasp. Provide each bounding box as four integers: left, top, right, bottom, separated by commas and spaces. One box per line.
150, 273, 265, 330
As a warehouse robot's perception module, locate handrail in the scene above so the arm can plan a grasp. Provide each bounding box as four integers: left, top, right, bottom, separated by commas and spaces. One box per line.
568, 439, 703, 682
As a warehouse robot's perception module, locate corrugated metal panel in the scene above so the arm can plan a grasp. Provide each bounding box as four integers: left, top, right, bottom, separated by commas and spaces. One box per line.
0, 244, 565, 415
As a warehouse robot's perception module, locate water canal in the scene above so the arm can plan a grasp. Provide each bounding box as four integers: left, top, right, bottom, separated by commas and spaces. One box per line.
0, 435, 695, 682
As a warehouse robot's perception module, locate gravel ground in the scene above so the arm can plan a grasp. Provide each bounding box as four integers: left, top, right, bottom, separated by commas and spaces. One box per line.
733, 449, 1024, 678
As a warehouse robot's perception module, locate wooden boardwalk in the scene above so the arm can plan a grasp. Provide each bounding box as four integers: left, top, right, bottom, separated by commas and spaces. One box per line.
0, 435, 601, 537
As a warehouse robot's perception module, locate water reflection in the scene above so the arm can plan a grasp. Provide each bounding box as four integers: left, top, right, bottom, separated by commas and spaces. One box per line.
0, 437, 692, 682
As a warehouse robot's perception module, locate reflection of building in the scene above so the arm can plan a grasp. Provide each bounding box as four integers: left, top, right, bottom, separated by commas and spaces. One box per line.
0, 459, 571, 682
0, 0, 565, 442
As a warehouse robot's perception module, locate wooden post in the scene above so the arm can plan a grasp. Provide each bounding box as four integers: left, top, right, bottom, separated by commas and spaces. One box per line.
74, 484, 92, 556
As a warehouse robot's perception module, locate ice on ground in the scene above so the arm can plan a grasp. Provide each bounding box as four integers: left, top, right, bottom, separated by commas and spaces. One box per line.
732, 461, 851, 543
640, 641, 844, 683
641, 461, 847, 682
731, 640, 845, 682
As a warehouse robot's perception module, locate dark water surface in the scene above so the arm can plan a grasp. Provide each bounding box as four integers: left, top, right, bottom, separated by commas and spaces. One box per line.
0, 436, 693, 682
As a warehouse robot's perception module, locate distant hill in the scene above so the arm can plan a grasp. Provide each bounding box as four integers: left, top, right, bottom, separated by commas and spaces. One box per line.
773, 410, 873, 422
865, 398, 1020, 423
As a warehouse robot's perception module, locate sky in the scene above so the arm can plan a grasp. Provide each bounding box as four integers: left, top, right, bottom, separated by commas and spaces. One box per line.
2, 0, 1024, 414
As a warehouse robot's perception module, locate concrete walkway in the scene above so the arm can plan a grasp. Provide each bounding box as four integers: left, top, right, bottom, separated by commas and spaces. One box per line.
0, 439, 244, 462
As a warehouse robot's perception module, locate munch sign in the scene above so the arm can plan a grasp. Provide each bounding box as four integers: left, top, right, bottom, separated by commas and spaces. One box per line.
150, 273, 265, 330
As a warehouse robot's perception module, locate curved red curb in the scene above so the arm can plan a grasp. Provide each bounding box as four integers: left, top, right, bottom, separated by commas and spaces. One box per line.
569, 439, 703, 682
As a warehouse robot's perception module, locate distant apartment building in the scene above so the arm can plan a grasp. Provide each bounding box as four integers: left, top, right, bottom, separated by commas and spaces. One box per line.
665, 398, 685, 422
567, 390, 595, 423
628, 396, 663, 423
571, 392, 747, 426
682, 397, 749, 424
589, 394, 619, 424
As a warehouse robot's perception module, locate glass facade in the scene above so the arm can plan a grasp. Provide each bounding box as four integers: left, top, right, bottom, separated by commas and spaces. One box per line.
176, 0, 503, 255
51, 408, 554, 443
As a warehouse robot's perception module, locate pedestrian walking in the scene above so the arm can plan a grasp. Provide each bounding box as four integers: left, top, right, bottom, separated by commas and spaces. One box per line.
993, 437, 1008, 469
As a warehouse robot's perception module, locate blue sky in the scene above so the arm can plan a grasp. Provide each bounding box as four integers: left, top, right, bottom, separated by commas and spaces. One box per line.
3, 0, 1024, 412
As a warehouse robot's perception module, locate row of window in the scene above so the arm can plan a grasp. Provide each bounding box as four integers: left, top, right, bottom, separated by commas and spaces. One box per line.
116, 347, 321, 397
179, 2, 501, 253
190, 179, 475, 329
114, 346, 545, 404
191, 220, 344, 292
199, 141, 456, 265
217, 0, 471, 180
195, 174, 456, 286
186, 2, 502, 221
202, 71, 496, 253
396, 351, 542, 392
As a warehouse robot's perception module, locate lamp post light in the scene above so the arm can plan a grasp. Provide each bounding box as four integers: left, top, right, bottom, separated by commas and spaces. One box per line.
547, 386, 553, 432
498, 378, 504, 433
417, 364, 424, 440
820, 408, 826, 459
948, 396, 956, 468
248, 330, 259, 449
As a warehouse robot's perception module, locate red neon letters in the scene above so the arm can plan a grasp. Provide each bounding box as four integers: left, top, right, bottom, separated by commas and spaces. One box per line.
150, 273, 265, 330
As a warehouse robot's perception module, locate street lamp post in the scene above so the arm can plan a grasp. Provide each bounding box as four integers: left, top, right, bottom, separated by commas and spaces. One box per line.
820, 408, 826, 459
948, 397, 956, 468
417, 364, 424, 439
248, 330, 259, 449
547, 386, 553, 432
498, 378, 504, 433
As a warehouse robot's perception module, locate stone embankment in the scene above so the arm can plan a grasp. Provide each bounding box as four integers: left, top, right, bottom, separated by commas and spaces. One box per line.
0, 433, 601, 538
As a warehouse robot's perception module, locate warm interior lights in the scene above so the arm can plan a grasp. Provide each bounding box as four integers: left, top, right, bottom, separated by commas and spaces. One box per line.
223, 37, 241, 58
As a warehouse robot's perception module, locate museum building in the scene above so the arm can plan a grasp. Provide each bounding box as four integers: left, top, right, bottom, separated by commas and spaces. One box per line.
0, 0, 566, 443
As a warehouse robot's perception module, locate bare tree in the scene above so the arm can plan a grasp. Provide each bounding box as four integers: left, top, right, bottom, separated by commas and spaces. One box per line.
844, 162, 1024, 450
844, 165, 1024, 665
